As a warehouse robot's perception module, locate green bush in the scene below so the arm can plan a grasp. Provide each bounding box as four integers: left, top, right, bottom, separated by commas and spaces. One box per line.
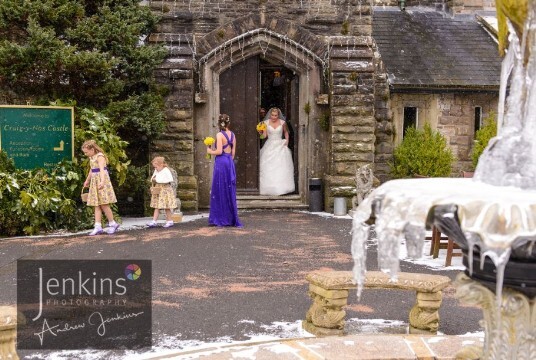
471, 113, 497, 169
390, 124, 455, 178
0, 159, 92, 236
0, 150, 15, 173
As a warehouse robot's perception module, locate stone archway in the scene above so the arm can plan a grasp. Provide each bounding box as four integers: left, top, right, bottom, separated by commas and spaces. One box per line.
150, 5, 376, 212
193, 23, 326, 208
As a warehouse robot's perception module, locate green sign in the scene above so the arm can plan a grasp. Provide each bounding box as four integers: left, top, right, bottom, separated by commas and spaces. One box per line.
0, 106, 74, 170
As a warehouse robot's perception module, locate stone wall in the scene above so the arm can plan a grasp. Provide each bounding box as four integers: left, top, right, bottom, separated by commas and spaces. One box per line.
373, 0, 495, 13
390, 92, 498, 174
436, 93, 497, 172
447, 0, 495, 14
374, 0, 447, 8
149, 0, 371, 36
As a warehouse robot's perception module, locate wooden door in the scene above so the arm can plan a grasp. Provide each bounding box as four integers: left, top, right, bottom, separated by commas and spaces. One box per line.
219, 56, 259, 192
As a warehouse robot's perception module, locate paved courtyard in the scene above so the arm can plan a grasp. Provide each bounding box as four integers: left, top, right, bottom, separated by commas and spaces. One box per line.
0, 210, 483, 359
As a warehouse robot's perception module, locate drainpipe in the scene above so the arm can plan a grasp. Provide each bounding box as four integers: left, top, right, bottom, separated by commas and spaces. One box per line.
399, 0, 406, 11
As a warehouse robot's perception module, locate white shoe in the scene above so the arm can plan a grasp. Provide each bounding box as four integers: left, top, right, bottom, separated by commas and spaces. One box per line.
107, 222, 120, 234
146, 221, 158, 228
89, 227, 103, 236
163, 221, 174, 228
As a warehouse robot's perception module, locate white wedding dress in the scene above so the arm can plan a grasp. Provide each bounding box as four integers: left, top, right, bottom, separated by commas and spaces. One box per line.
259, 121, 295, 195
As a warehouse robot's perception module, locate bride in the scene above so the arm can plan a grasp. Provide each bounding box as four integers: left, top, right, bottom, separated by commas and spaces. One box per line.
258, 107, 295, 195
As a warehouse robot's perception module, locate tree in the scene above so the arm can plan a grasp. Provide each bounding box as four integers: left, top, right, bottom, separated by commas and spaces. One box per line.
0, 0, 168, 137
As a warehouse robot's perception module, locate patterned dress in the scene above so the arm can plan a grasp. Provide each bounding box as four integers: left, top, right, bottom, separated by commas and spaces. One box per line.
87, 153, 117, 206
150, 167, 177, 209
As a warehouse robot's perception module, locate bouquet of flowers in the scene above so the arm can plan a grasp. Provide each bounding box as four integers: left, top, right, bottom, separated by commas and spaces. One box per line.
256, 122, 267, 139
204, 136, 215, 159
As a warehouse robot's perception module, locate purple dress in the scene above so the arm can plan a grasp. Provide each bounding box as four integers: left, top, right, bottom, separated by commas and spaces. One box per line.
208, 131, 243, 227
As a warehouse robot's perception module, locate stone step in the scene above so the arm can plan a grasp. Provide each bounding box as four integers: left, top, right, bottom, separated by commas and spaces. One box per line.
236, 194, 307, 209
237, 194, 301, 200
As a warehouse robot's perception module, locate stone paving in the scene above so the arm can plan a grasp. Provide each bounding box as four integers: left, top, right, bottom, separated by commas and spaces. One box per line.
145, 334, 484, 359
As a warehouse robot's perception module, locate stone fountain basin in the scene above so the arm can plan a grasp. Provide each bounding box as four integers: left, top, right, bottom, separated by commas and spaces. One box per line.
429, 203, 536, 298
352, 178, 536, 301
461, 251, 536, 297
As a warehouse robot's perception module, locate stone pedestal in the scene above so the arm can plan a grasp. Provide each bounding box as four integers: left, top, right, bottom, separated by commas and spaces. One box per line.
455, 273, 536, 360
172, 197, 182, 223
409, 291, 443, 334
0, 306, 19, 360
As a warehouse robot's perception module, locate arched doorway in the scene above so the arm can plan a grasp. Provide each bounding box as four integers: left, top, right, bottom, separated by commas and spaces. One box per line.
194, 29, 325, 208
219, 56, 299, 194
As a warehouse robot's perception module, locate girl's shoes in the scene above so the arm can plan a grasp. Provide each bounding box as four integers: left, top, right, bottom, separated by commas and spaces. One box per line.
163, 221, 174, 228
107, 222, 120, 234
89, 226, 103, 236
146, 221, 173, 228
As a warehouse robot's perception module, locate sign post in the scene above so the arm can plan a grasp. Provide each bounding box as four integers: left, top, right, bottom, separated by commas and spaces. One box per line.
0, 106, 74, 170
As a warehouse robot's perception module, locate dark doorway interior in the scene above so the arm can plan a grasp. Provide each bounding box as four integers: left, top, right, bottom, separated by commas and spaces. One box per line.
219, 56, 299, 194
259, 59, 299, 193
403, 106, 418, 138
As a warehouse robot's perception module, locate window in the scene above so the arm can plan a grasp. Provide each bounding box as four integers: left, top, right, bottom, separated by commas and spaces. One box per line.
403, 107, 418, 137
474, 107, 482, 137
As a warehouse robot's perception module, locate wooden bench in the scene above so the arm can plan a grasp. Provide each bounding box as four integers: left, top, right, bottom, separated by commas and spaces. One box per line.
303, 271, 451, 336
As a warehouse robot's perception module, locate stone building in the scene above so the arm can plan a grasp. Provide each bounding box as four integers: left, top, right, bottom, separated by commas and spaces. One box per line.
372, 1, 500, 180
146, 0, 500, 212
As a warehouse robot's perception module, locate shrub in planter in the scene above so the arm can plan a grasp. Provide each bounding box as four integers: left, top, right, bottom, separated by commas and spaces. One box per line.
390, 124, 455, 178
471, 113, 497, 169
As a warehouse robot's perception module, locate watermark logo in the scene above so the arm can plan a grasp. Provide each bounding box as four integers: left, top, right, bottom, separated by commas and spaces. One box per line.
17, 260, 152, 350
125, 264, 141, 280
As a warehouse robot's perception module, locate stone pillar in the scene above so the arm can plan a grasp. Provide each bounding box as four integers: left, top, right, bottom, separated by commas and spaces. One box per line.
326, 35, 376, 212
0, 306, 19, 360
149, 33, 198, 212
455, 273, 536, 360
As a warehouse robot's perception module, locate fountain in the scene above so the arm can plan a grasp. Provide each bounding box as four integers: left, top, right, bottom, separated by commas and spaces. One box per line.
352, 1, 536, 359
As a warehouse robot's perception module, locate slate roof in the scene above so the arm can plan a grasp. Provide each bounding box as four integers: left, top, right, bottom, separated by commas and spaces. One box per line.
372, 8, 501, 91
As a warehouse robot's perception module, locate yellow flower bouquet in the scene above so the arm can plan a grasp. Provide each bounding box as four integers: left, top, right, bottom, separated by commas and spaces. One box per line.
204, 136, 215, 159
256, 122, 267, 139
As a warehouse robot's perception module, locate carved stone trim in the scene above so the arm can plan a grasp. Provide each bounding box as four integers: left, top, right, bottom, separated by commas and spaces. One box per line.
195, 92, 207, 103
306, 270, 451, 293
455, 273, 536, 360
315, 94, 329, 105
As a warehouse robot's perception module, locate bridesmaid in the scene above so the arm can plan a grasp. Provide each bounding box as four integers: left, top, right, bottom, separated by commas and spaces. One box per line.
206, 114, 243, 227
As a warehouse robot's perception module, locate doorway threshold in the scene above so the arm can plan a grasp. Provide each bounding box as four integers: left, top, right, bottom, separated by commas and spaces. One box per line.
236, 194, 307, 209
